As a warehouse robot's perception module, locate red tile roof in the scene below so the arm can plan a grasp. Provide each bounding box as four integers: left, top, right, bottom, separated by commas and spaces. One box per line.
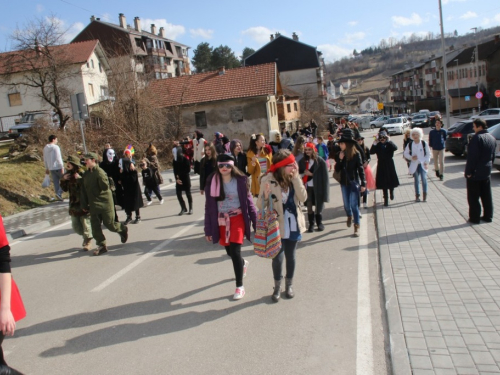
149, 63, 277, 107
0, 40, 99, 75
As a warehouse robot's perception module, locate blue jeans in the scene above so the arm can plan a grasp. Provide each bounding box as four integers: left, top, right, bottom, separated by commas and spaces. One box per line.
50, 169, 63, 197
413, 164, 428, 196
272, 239, 298, 281
341, 184, 360, 225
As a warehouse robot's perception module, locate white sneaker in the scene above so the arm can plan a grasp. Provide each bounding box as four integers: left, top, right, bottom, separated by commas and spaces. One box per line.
147, 201, 152, 206
160, 199, 164, 205
363, 202, 368, 209
233, 287, 245, 300
243, 260, 249, 278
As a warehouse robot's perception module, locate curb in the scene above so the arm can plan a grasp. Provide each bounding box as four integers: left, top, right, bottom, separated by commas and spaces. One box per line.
373, 191, 412, 375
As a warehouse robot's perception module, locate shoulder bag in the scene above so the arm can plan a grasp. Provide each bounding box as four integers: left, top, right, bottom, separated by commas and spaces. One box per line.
254, 195, 281, 259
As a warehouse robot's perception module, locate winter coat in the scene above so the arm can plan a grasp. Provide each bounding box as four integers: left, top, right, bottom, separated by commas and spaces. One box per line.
141, 166, 159, 188
173, 155, 191, 191
120, 159, 144, 212
204, 175, 257, 244
60, 169, 89, 217
81, 165, 114, 214
199, 156, 216, 191
146, 154, 164, 185
100, 153, 124, 207
257, 174, 307, 237
192, 138, 206, 162
246, 149, 273, 196
316, 143, 329, 160
232, 152, 248, 175
403, 140, 431, 175
465, 130, 496, 181
298, 156, 330, 207
334, 152, 366, 187
43, 143, 64, 171
370, 141, 400, 190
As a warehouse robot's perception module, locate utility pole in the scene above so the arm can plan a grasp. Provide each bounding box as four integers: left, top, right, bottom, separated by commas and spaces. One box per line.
471, 27, 480, 112
455, 59, 461, 116
438, 0, 451, 128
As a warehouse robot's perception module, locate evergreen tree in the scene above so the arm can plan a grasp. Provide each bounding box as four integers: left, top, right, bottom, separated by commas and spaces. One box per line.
211, 45, 241, 69
192, 42, 213, 73
241, 47, 255, 64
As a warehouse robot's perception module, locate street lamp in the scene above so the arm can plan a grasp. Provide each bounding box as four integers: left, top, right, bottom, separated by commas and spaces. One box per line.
454, 59, 461, 116
438, 0, 451, 128
471, 27, 480, 112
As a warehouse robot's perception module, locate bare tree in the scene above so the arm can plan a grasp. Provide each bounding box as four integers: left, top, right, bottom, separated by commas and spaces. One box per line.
0, 16, 75, 129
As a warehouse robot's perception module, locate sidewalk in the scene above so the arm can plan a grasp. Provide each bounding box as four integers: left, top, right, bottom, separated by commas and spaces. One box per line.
376, 148, 500, 374
3, 168, 184, 241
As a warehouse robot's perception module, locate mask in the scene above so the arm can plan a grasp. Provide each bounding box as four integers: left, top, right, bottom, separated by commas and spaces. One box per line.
106, 149, 115, 163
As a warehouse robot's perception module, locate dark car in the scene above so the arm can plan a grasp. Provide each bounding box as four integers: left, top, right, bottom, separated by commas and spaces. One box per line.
411, 114, 430, 128
446, 119, 500, 157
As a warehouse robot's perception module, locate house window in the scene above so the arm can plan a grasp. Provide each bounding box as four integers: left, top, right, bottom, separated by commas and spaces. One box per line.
273, 102, 277, 116
91, 59, 94, 69
287, 103, 291, 113
88, 83, 94, 97
195, 111, 207, 128
100, 86, 109, 98
99, 62, 102, 73
230, 106, 243, 122
8, 93, 22, 107
294, 102, 298, 111
86, 61, 90, 68
135, 38, 143, 48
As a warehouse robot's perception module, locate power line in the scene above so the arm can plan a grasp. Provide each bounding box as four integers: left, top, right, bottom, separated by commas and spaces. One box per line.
58, 0, 105, 18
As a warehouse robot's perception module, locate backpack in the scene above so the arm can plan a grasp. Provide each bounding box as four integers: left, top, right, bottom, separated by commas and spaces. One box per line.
407, 140, 427, 156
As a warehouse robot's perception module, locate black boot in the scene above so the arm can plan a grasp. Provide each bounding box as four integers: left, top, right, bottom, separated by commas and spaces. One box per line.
178, 205, 187, 215
384, 196, 388, 206
315, 214, 325, 231
307, 213, 315, 232
124, 216, 132, 225
188, 203, 193, 215
390, 189, 394, 201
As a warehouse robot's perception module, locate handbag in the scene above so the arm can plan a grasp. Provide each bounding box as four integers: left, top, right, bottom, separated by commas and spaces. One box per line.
254, 195, 282, 259
42, 174, 51, 188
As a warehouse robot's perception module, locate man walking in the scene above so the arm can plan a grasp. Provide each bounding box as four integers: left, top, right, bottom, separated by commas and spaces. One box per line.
43, 135, 64, 200
81, 152, 128, 255
465, 119, 496, 224
428, 116, 447, 180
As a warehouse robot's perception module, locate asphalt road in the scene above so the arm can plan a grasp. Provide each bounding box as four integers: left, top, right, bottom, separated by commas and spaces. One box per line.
6, 144, 390, 375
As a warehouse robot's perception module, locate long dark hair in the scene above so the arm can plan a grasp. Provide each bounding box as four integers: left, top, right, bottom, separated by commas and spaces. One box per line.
212, 164, 248, 202
248, 133, 266, 155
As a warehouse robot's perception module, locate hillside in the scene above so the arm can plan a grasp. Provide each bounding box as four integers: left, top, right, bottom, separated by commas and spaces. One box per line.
325, 25, 500, 98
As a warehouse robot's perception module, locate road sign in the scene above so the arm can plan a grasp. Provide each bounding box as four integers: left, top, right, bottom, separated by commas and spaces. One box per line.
465, 96, 471, 102
495, 90, 500, 98
377, 102, 384, 110
475, 91, 483, 100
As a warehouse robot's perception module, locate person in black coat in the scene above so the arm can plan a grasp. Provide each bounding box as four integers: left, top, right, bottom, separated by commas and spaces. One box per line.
173, 146, 193, 215
100, 148, 123, 222
230, 139, 248, 175
299, 142, 330, 232
119, 150, 144, 224
465, 119, 497, 223
370, 131, 400, 206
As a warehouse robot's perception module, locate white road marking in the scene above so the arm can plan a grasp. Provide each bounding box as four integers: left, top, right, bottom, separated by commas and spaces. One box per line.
356, 213, 374, 375
9, 221, 71, 246
91, 216, 203, 292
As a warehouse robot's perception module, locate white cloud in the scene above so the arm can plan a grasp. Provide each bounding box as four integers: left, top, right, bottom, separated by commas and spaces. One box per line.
142, 18, 185, 39
317, 44, 352, 62
392, 13, 423, 28
460, 11, 477, 19
36, 4, 44, 12
65, 22, 85, 42
482, 13, 500, 26
189, 28, 214, 39
348, 21, 358, 26
343, 32, 366, 44
101, 13, 110, 22
242, 26, 277, 44
442, 0, 467, 4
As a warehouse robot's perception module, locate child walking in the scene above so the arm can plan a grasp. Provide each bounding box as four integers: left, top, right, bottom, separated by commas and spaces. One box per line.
140, 159, 164, 205
204, 154, 257, 300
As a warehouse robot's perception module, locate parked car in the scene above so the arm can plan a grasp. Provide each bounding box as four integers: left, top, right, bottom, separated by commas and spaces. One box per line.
370, 116, 390, 129
411, 114, 430, 128
470, 108, 500, 121
419, 109, 431, 116
447, 118, 500, 157
381, 117, 410, 135
428, 111, 441, 126
465, 122, 500, 167
8, 112, 51, 139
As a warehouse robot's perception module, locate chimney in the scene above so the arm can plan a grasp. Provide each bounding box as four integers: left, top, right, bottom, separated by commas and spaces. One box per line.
34, 38, 41, 56
292, 32, 299, 41
218, 66, 225, 75
90, 15, 96, 22
134, 17, 141, 32
151, 24, 157, 35
119, 13, 126, 28
270, 34, 274, 41
159, 27, 166, 38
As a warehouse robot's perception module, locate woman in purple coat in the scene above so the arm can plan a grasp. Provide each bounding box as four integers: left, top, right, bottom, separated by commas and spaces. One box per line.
204, 154, 257, 300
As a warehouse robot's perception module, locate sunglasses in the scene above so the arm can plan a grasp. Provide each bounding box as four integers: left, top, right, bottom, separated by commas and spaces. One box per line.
218, 164, 233, 169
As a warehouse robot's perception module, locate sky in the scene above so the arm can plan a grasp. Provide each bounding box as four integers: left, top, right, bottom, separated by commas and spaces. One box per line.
1, 0, 499, 64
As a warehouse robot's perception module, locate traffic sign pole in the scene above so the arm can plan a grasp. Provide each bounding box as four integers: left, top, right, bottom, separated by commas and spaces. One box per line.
495, 90, 500, 108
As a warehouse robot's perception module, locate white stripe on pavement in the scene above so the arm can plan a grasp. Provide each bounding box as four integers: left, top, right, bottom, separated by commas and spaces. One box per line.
356, 213, 374, 375
91, 216, 203, 292
9, 221, 71, 246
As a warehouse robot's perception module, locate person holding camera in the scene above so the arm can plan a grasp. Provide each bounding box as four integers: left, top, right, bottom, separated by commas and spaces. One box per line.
370, 131, 399, 207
